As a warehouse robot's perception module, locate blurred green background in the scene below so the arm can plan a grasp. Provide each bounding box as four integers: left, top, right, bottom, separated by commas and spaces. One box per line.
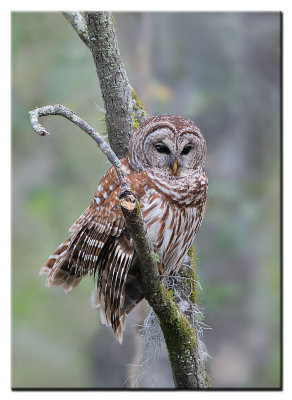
12, 12, 281, 388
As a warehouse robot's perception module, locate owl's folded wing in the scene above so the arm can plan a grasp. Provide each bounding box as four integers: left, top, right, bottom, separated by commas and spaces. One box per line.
40, 164, 136, 339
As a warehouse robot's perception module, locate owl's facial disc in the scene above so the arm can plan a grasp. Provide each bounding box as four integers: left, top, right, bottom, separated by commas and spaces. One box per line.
142, 128, 205, 175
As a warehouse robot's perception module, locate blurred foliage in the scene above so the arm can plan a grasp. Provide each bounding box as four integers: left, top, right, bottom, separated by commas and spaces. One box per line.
12, 12, 280, 388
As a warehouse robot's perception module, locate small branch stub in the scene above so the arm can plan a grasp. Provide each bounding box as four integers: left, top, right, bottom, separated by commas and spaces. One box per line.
119, 191, 137, 212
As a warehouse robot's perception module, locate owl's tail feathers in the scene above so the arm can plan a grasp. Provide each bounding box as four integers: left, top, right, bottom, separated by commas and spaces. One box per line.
91, 289, 126, 344
90, 274, 143, 344
39, 238, 83, 293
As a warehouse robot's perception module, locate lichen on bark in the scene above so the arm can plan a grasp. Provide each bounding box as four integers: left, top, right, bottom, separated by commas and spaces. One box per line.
131, 87, 148, 127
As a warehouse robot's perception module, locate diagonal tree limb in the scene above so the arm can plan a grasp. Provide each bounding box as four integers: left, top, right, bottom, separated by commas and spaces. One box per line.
63, 12, 90, 47
28, 104, 129, 192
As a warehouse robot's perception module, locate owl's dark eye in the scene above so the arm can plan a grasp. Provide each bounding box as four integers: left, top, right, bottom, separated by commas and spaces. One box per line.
181, 145, 192, 155
155, 144, 171, 154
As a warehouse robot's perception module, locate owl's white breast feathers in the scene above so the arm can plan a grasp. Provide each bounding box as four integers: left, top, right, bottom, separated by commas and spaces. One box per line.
146, 167, 207, 206
141, 193, 201, 274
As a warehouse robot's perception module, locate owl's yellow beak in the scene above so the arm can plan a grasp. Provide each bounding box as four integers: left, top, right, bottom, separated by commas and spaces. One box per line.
172, 159, 178, 175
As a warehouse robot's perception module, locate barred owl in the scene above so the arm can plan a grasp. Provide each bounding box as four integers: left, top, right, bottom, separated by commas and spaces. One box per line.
40, 115, 208, 342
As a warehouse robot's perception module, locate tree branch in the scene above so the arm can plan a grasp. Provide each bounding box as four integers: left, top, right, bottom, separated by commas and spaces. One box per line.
63, 12, 90, 47
28, 104, 129, 192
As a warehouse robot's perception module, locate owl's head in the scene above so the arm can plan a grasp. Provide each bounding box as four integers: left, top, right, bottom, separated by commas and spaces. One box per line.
128, 115, 206, 176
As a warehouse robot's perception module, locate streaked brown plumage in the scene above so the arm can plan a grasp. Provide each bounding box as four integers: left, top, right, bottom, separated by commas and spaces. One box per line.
40, 115, 208, 342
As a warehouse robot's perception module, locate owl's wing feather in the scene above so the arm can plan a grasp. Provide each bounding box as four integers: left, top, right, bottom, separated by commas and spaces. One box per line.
40, 163, 135, 342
